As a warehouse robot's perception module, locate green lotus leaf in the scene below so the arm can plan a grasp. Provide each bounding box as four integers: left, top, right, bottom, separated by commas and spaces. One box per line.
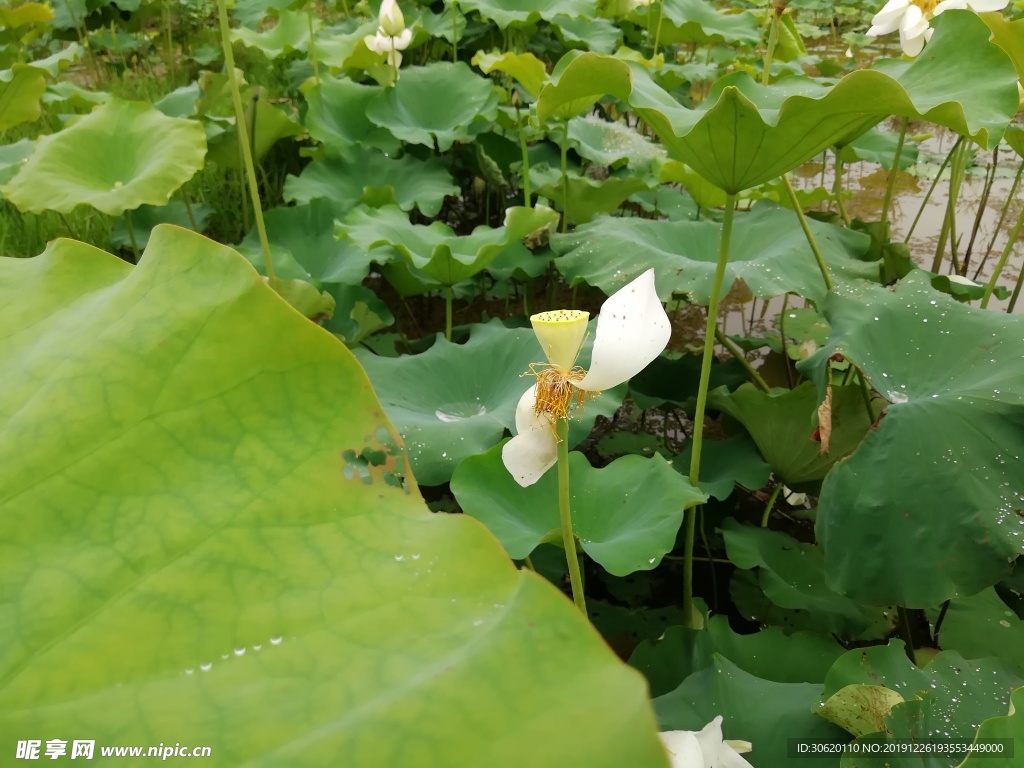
338, 204, 559, 287
630, 616, 845, 698
799, 271, 1024, 607
366, 62, 500, 151
675, 434, 771, 501
27, 43, 82, 77
982, 12, 1024, 86
472, 50, 548, 99
302, 74, 400, 154
537, 13, 1018, 191
0, 226, 666, 766
924, 588, 1024, 678
458, 0, 596, 28
231, 9, 316, 57
239, 200, 377, 286
0, 1, 53, 27
0, 63, 46, 131
354, 321, 625, 486
822, 642, 1021, 762
710, 381, 882, 486
839, 126, 919, 170
629, 353, 748, 411
654, 655, 849, 767
312, 18, 379, 70
530, 164, 653, 224
657, 159, 727, 209
2, 99, 206, 216
632, 0, 761, 47
553, 14, 622, 54
414, 3, 466, 44
42, 81, 109, 110
231, 0, 294, 26
1002, 124, 1024, 159
452, 446, 706, 575
322, 282, 395, 345
957, 688, 1023, 768
723, 520, 897, 640
551, 204, 877, 305
284, 148, 459, 217
569, 114, 666, 169
206, 99, 301, 169
0, 137, 32, 185
110, 201, 213, 249
820, 684, 906, 740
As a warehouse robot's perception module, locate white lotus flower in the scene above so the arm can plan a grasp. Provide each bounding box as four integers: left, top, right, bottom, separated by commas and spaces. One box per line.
377, 0, 406, 37
866, 0, 1008, 57
364, 28, 412, 68
659, 717, 754, 768
501, 269, 670, 487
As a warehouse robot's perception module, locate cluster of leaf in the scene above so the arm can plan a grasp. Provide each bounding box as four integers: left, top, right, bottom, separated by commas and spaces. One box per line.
2, 0, 1024, 765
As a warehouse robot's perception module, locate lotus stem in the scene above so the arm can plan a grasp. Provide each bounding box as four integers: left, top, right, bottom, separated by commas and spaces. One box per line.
880, 117, 908, 236
976, 158, 1024, 281
444, 288, 453, 341
216, 0, 275, 281
832, 151, 850, 227
452, 1, 458, 61
932, 138, 969, 274
897, 606, 918, 665
308, 11, 320, 85
559, 121, 570, 232
761, 6, 780, 86
981, 201, 1024, 308
684, 191, 736, 624
781, 175, 833, 291
714, 328, 770, 393
1007, 269, 1024, 313
517, 108, 531, 207
761, 481, 782, 528
778, 291, 795, 388
180, 188, 198, 231
124, 210, 140, 262
556, 418, 586, 613
906, 135, 961, 243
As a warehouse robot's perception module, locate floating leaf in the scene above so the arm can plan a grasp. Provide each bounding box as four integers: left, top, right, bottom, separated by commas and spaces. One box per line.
800, 270, 1024, 606
925, 587, 1024, 677
458, 0, 596, 28
284, 148, 458, 217
957, 688, 1023, 768
453, 446, 706, 575
675, 435, 771, 501
356, 321, 625, 485
569, 114, 666, 169
302, 74, 400, 154
723, 520, 896, 640
338, 204, 559, 288
552, 204, 877, 305
366, 62, 500, 151
0, 226, 666, 766
2, 99, 206, 216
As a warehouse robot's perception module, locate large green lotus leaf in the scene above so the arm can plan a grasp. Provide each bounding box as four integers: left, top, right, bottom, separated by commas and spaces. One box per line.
2, 99, 206, 216
231, 9, 316, 57
0, 137, 33, 185
568, 114, 666, 169
957, 688, 1023, 768
26, 43, 83, 78
0, 226, 668, 766
798, 271, 1024, 607
654, 656, 849, 768
0, 63, 46, 130
674, 434, 770, 501
206, 99, 301, 169
284, 148, 458, 217
452, 446, 706, 575
536, 13, 1018, 192
354, 321, 625, 486
839, 126, 919, 170
311, 18, 378, 70
631, 0, 760, 47
723, 521, 896, 640
551, 205, 876, 306
822, 643, 1021, 767
472, 50, 548, 99
980, 13, 1024, 88
338, 204, 559, 287
238, 200, 378, 287
530, 165, 653, 225
110, 201, 213, 250
458, 0, 596, 28
0, 1, 53, 26
710, 381, 881, 486
925, 588, 1024, 677
552, 14, 622, 55
302, 74, 400, 154
630, 616, 845, 698
629, 353, 748, 410
366, 62, 500, 151
322, 282, 395, 346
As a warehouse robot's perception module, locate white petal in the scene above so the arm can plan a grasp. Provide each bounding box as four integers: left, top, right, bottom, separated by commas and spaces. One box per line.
378, 0, 405, 36
719, 743, 756, 768
867, 0, 910, 35
899, 27, 927, 56
576, 268, 670, 391
658, 731, 705, 768
392, 28, 413, 50
966, 0, 1008, 10
501, 386, 558, 487
694, 716, 727, 766
934, 0, 968, 11
364, 33, 389, 53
